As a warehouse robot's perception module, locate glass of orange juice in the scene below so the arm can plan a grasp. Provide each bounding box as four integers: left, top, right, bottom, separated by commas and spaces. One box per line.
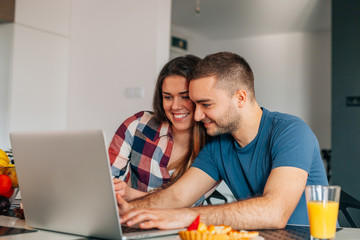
305, 185, 341, 240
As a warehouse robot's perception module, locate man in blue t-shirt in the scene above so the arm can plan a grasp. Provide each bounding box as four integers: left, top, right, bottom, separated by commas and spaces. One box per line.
117, 52, 328, 230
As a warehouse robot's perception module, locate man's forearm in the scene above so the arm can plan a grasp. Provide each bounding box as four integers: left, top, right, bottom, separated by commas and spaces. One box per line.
190, 167, 306, 230
129, 186, 189, 209
192, 196, 290, 230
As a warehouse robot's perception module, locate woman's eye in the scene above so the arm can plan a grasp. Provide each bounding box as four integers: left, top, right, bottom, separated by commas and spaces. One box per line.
182, 96, 190, 99
202, 104, 210, 108
163, 96, 172, 100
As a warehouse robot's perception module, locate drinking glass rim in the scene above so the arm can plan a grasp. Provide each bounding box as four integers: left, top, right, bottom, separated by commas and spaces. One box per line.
306, 185, 341, 190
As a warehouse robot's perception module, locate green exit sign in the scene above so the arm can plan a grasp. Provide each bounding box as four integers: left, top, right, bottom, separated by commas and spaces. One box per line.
171, 36, 187, 51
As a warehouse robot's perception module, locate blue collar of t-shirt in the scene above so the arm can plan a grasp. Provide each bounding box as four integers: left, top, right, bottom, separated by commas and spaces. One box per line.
233, 107, 267, 152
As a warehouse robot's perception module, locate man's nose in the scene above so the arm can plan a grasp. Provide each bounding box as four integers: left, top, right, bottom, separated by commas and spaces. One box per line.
194, 106, 204, 122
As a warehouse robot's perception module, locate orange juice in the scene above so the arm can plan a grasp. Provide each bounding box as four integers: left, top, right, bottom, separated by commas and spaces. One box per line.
307, 200, 339, 239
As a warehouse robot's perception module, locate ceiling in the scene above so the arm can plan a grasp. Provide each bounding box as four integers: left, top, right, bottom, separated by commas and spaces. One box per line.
171, 0, 331, 40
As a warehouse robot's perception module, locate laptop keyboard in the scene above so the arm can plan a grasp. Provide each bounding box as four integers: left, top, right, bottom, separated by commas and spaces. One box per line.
122, 226, 158, 233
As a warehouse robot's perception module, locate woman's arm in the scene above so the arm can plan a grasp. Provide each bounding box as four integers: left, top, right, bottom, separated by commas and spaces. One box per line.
113, 178, 148, 201
108, 112, 145, 199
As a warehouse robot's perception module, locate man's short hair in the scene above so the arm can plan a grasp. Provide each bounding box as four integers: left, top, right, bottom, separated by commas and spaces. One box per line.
193, 52, 255, 97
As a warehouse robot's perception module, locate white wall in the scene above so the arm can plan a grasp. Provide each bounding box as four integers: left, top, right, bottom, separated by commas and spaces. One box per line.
9, 24, 69, 133
5, 0, 70, 150
0, 0, 171, 149
170, 26, 331, 150
67, 1, 171, 143
170, 25, 215, 59
214, 31, 331, 150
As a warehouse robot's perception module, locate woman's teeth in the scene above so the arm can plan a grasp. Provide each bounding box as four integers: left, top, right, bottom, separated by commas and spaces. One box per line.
174, 113, 188, 119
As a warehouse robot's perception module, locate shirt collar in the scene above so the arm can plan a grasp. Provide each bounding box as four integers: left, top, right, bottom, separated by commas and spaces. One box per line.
140, 118, 172, 141
159, 121, 172, 139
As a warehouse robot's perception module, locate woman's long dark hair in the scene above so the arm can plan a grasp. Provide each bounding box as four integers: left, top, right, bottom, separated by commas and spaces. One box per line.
152, 55, 209, 183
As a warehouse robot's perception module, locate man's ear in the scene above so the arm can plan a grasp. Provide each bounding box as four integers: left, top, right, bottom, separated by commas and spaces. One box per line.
235, 90, 247, 108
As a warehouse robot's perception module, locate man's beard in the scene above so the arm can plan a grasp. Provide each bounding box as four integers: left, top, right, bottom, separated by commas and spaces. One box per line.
208, 104, 240, 136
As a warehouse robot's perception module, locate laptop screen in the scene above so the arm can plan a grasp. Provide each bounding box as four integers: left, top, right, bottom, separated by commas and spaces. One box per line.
10, 130, 182, 240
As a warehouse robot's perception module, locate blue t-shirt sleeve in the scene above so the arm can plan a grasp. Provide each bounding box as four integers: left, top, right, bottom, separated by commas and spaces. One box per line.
191, 138, 221, 182
271, 119, 318, 173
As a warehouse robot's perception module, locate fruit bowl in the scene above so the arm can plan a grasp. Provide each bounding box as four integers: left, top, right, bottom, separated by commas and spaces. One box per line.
0, 166, 19, 203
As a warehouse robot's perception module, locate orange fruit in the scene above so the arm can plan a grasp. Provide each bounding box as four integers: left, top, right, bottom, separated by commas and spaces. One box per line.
3, 167, 18, 188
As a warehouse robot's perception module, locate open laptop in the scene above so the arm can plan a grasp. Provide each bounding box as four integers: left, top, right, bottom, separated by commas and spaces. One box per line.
10, 130, 182, 239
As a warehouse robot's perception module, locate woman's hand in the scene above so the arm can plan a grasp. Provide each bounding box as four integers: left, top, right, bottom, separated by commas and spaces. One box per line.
113, 178, 148, 201
113, 178, 128, 197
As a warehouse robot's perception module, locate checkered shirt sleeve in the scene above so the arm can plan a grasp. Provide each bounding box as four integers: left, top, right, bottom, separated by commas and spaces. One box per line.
108, 111, 172, 192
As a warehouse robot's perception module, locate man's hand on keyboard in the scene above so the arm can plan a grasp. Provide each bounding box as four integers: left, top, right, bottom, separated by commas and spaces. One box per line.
120, 207, 197, 230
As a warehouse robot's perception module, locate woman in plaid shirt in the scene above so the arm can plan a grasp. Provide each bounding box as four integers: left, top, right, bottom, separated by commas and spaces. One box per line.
108, 55, 214, 204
